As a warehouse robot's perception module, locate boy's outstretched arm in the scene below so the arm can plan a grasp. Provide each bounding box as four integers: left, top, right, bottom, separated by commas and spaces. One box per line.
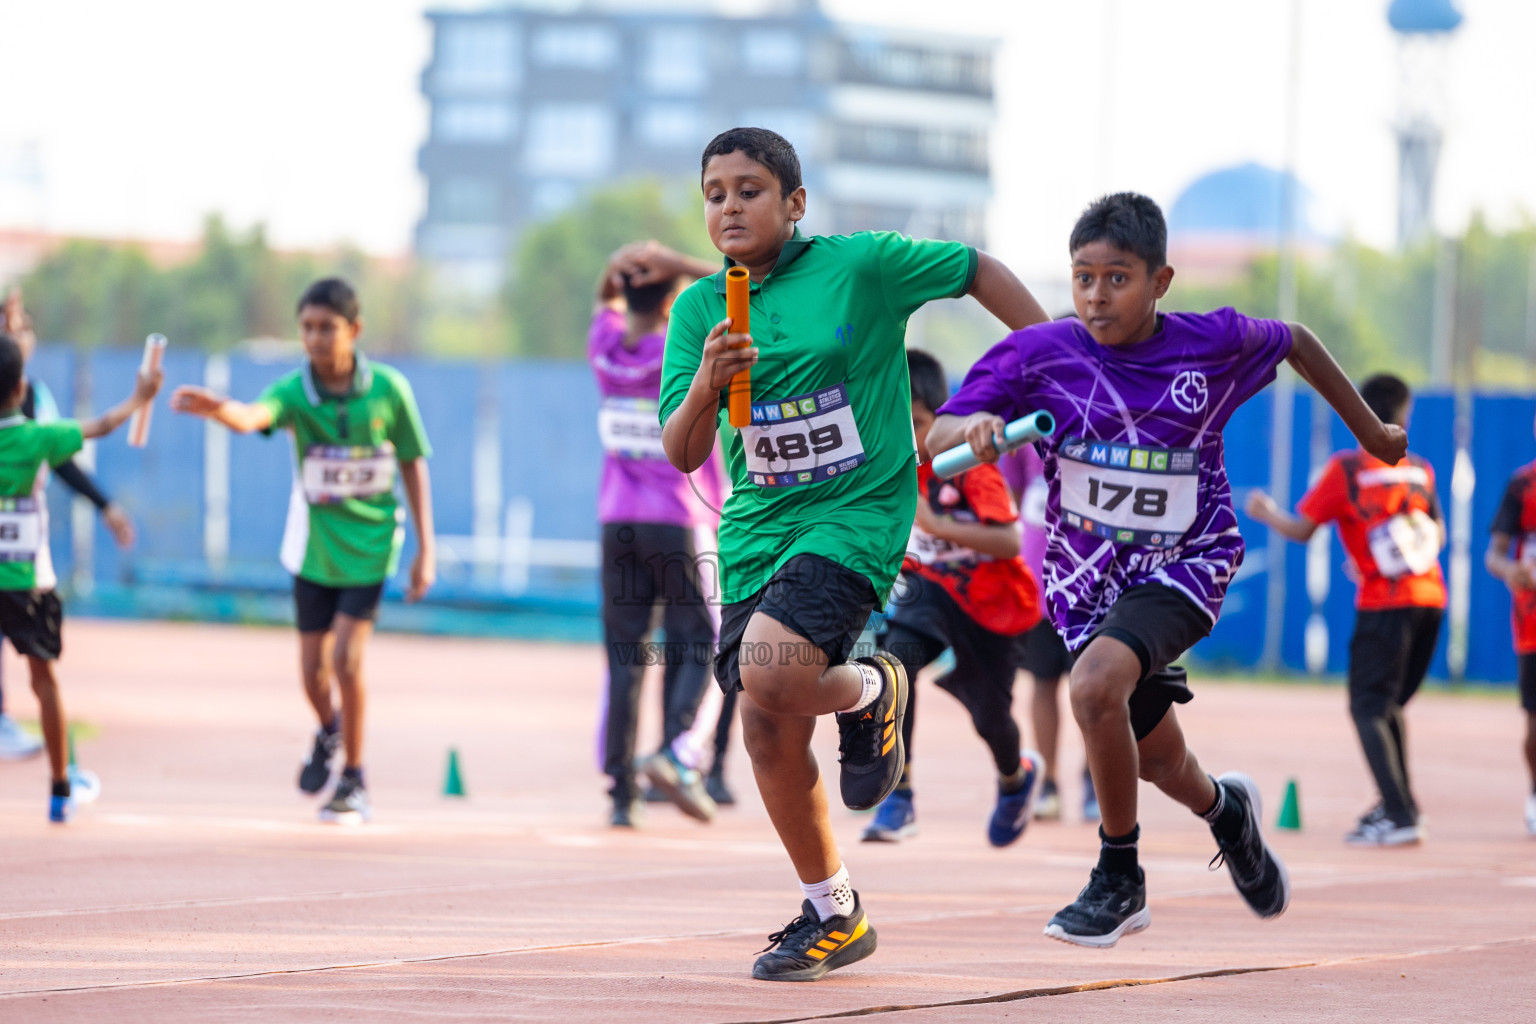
80, 366, 164, 439
169, 386, 273, 433
661, 318, 756, 473
1244, 490, 1319, 543
925, 412, 1006, 468
399, 458, 436, 602
968, 252, 1050, 332
1287, 323, 1406, 465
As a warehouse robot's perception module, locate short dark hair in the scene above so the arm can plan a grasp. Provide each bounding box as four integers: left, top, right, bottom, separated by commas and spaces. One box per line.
623, 274, 675, 315
1360, 373, 1411, 426
1069, 193, 1167, 270
0, 334, 23, 402
907, 348, 949, 414
297, 277, 360, 322
701, 127, 802, 197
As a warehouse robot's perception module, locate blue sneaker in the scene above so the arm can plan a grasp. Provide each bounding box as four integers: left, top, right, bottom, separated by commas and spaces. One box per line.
861, 789, 917, 842
49, 792, 75, 824
988, 750, 1042, 847
1083, 767, 1101, 823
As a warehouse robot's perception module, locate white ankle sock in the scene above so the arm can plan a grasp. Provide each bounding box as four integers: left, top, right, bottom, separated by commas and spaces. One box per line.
844, 662, 884, 713
800, 864, 856, 920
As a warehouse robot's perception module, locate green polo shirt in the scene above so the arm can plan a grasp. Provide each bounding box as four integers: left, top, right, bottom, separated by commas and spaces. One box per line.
661, 229, 977, 604
256, 353, 431, 587
0, 414, 82, 591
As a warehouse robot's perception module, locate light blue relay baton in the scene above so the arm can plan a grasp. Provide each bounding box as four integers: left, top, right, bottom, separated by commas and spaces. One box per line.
930, 411, 1055, 479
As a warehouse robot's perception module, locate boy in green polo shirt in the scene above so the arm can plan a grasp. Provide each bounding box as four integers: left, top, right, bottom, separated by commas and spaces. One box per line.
659, 127, 1049, 981
171, 278, 435, 824
0, 331, 162, 822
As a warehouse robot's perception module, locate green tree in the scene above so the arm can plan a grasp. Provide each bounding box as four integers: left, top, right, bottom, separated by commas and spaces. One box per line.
502, 179, 713, 360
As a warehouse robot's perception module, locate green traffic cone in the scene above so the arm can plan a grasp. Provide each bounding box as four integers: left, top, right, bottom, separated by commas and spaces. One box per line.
1277, 778, 1301, 830
443, 748, 466, 797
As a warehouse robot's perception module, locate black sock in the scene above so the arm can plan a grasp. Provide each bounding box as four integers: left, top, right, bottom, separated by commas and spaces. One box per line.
321, 715, 341, 736
51, 779, 71, 798
1097, 824, 1140, 877
343, 765, 365, 787
1199, 776, 1245, 842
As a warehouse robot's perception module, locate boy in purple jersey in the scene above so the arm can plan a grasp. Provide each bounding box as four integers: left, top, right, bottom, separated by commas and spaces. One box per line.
591, 241, 727, 827
930, 193, 1407, 947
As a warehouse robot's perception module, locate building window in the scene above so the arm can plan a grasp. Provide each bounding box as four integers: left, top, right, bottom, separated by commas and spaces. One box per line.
836, 36, 990, 96
435, 21, 520, 92
530, 180, 580, 218
524, 104, 614, 177
742, 30, 804, 76
437, 101, 517, 143
643, 27, 707, 95
435, 178, 500, 223
532, 24, 618, 69
637, 104, 702, 148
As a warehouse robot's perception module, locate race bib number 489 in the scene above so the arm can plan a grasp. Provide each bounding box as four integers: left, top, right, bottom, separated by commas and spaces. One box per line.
742, 383, 866, 488
1057, 436, 1199, 548
302, 444, 397, 504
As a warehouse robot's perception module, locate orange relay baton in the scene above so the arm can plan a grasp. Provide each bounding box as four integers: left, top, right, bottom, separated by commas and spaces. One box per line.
725, 266, 751, 428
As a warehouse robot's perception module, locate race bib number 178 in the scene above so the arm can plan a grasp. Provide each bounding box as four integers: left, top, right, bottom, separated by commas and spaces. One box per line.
1057, 437, 1199, 548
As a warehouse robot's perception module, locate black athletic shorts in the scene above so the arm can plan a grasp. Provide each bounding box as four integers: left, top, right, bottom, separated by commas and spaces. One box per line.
0, 589, 63, 661
293, 576, 385, 633
1084, 583, 1212, 741
1016, 618, 1072, 680
882, 571, 1018, 701
1518, 653, 1536, 713
715, 553, 879, 694
1348, 606, 1442, 719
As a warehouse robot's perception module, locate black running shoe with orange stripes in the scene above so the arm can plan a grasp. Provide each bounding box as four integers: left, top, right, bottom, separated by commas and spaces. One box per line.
752, 893, 878, 981
835, 651, 907, 811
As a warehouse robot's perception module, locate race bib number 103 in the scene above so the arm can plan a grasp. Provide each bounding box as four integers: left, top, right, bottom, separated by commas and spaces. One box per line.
742, 383, 866, 489
1057, 436, 1199, 548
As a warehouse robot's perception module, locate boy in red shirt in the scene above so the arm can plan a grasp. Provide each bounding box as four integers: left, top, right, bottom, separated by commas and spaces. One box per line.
865, 349, 1042, 846
1247, 374, 1444, 846
1483, 414, 1536, 838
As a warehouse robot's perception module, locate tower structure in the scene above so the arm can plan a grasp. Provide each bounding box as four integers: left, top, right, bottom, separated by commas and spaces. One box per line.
1388, 0, 1463, 247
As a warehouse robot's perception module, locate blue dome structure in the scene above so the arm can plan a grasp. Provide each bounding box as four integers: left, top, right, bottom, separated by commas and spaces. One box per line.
1167, 162, 1332, 243
1387, 0, 1463, 35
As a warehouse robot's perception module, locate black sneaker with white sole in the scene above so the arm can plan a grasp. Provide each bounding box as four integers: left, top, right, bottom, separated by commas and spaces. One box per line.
834, 652, 907, 811
1043, 866, 1149, 947
752, 894, 877, 982
298, 728, 340, 794
318, 774, 371, 824
1209, 771, 1290, 918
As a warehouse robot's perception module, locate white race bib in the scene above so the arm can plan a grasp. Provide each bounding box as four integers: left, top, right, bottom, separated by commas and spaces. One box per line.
0, 497, 41, 563
1368, 510, 1440, 579
598, 396, 666, 459
906, 526, 970, 566
742, 383, 866, 489
1057, 437, 1198, 548
302, 444, 397, 504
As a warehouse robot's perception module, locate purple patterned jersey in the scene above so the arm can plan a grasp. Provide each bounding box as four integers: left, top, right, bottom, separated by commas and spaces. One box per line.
937, 309, 1292, 649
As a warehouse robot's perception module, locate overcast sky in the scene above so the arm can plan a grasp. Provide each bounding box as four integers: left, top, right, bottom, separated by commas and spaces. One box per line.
0, 0, 1529, 282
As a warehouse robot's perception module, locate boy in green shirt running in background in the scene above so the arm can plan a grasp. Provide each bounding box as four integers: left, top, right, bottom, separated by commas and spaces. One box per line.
172, 278, 435, 824
659, 127, 1049, 981
0, 331, 162, 822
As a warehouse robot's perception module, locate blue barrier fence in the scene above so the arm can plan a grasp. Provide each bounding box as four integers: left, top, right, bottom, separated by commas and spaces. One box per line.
27, 347, 1533, 684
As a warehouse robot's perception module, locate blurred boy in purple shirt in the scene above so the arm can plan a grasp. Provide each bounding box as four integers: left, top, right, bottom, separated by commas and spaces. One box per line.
591, 242, 726, 827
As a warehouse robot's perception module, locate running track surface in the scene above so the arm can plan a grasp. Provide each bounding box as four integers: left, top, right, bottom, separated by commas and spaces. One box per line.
1, 620, 1532, 1023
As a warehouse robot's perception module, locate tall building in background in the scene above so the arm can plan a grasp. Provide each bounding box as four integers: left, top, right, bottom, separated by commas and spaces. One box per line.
415, 0, 994, 292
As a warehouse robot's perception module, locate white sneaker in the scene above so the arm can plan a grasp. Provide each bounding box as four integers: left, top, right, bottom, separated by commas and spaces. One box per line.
1345, 816, 1422, 846
68, 765, 102, 805
1525, 794, 1536, 837
0, 714, 43, 760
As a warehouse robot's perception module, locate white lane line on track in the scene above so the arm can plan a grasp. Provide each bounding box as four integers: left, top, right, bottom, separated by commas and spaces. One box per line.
0, 866, 1519, 999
